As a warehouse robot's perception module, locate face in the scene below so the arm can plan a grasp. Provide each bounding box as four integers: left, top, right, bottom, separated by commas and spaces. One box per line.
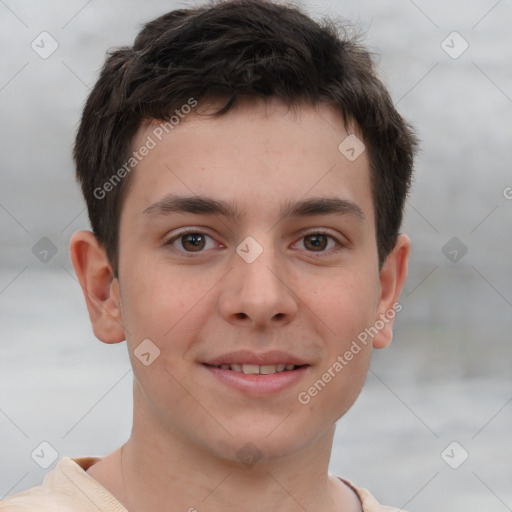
112, 98, 399, 463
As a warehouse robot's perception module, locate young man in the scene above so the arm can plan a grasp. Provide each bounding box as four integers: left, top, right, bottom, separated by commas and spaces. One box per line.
1, 1, 417, 510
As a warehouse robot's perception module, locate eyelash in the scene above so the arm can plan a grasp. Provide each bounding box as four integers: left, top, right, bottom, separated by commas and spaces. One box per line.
165, 228, 345, 257
293, 231, 343, 253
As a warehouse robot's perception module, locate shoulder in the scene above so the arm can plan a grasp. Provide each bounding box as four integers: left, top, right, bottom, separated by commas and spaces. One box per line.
0, 457, 126, 512
340, 477, 407, 512
0, 480, 73, 512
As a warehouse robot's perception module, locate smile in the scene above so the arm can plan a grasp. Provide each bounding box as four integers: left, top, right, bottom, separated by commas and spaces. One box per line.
205, 363, 304, 374
202, 363, 309, 396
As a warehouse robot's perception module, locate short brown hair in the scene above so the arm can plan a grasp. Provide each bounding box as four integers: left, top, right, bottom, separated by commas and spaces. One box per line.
74, 0, 418, 276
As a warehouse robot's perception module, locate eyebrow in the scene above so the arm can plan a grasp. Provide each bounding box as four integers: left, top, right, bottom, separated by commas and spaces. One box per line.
143, 194, 365, 222
279, 197, 365, 222
143, 195, 241, 219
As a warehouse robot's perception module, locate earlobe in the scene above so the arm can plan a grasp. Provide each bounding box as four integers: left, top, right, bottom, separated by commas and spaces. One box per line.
69, 230, 126, 344
372, 234, 410, 349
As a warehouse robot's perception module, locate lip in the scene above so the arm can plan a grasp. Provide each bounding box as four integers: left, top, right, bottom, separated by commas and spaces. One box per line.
203, 349, 309, 367
201, 349, 311, 396
203, 364, 309, 396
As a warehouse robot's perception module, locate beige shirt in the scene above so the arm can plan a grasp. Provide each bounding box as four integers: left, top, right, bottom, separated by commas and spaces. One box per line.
0, 457, 404, 512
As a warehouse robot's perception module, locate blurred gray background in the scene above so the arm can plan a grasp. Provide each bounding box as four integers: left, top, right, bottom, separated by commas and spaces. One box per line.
1, 1, 511, 510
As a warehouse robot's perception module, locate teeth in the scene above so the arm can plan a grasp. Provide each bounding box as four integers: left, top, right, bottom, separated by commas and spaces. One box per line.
242, 364, 260, 375
215, 363, 298, 374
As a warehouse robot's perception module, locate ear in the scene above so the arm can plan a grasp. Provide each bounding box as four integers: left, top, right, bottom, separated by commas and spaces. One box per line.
69, 230, 125, 344
372, 234, 410, 349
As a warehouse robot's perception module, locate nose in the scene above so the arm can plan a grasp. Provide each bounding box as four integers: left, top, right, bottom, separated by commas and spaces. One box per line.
217, 242, 298, 329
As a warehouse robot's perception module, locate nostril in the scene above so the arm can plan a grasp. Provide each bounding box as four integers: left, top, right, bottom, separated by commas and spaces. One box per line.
235, 312, 248, 319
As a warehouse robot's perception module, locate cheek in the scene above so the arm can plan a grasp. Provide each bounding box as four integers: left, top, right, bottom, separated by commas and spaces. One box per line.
119, 272, 215, 417
299, 352, 371, 428
295, 315, 373, 427
293, 270, 377, 419
304, 268, 379, 338
119, 261, 219, 360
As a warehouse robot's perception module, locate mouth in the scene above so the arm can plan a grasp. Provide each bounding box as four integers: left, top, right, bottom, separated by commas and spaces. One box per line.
203, 363, 307, 375
201, 351, 310, 395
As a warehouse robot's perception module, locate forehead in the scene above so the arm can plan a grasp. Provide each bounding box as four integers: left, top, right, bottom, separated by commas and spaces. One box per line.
122, 98, 373, 224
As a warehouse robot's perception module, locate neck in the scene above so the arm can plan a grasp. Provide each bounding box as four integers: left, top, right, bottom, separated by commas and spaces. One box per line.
116, 397, 361, 512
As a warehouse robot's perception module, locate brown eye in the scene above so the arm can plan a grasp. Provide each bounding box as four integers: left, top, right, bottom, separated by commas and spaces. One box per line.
167, 231, 219, 255
180, 233, 206, 251
303, 234, 328, 251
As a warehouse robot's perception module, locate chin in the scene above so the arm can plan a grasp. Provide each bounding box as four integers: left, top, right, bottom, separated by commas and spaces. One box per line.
202, 420, 328, 467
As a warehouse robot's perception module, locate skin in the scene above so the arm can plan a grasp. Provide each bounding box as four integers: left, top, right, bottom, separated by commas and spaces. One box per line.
70, 97, 409, 512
